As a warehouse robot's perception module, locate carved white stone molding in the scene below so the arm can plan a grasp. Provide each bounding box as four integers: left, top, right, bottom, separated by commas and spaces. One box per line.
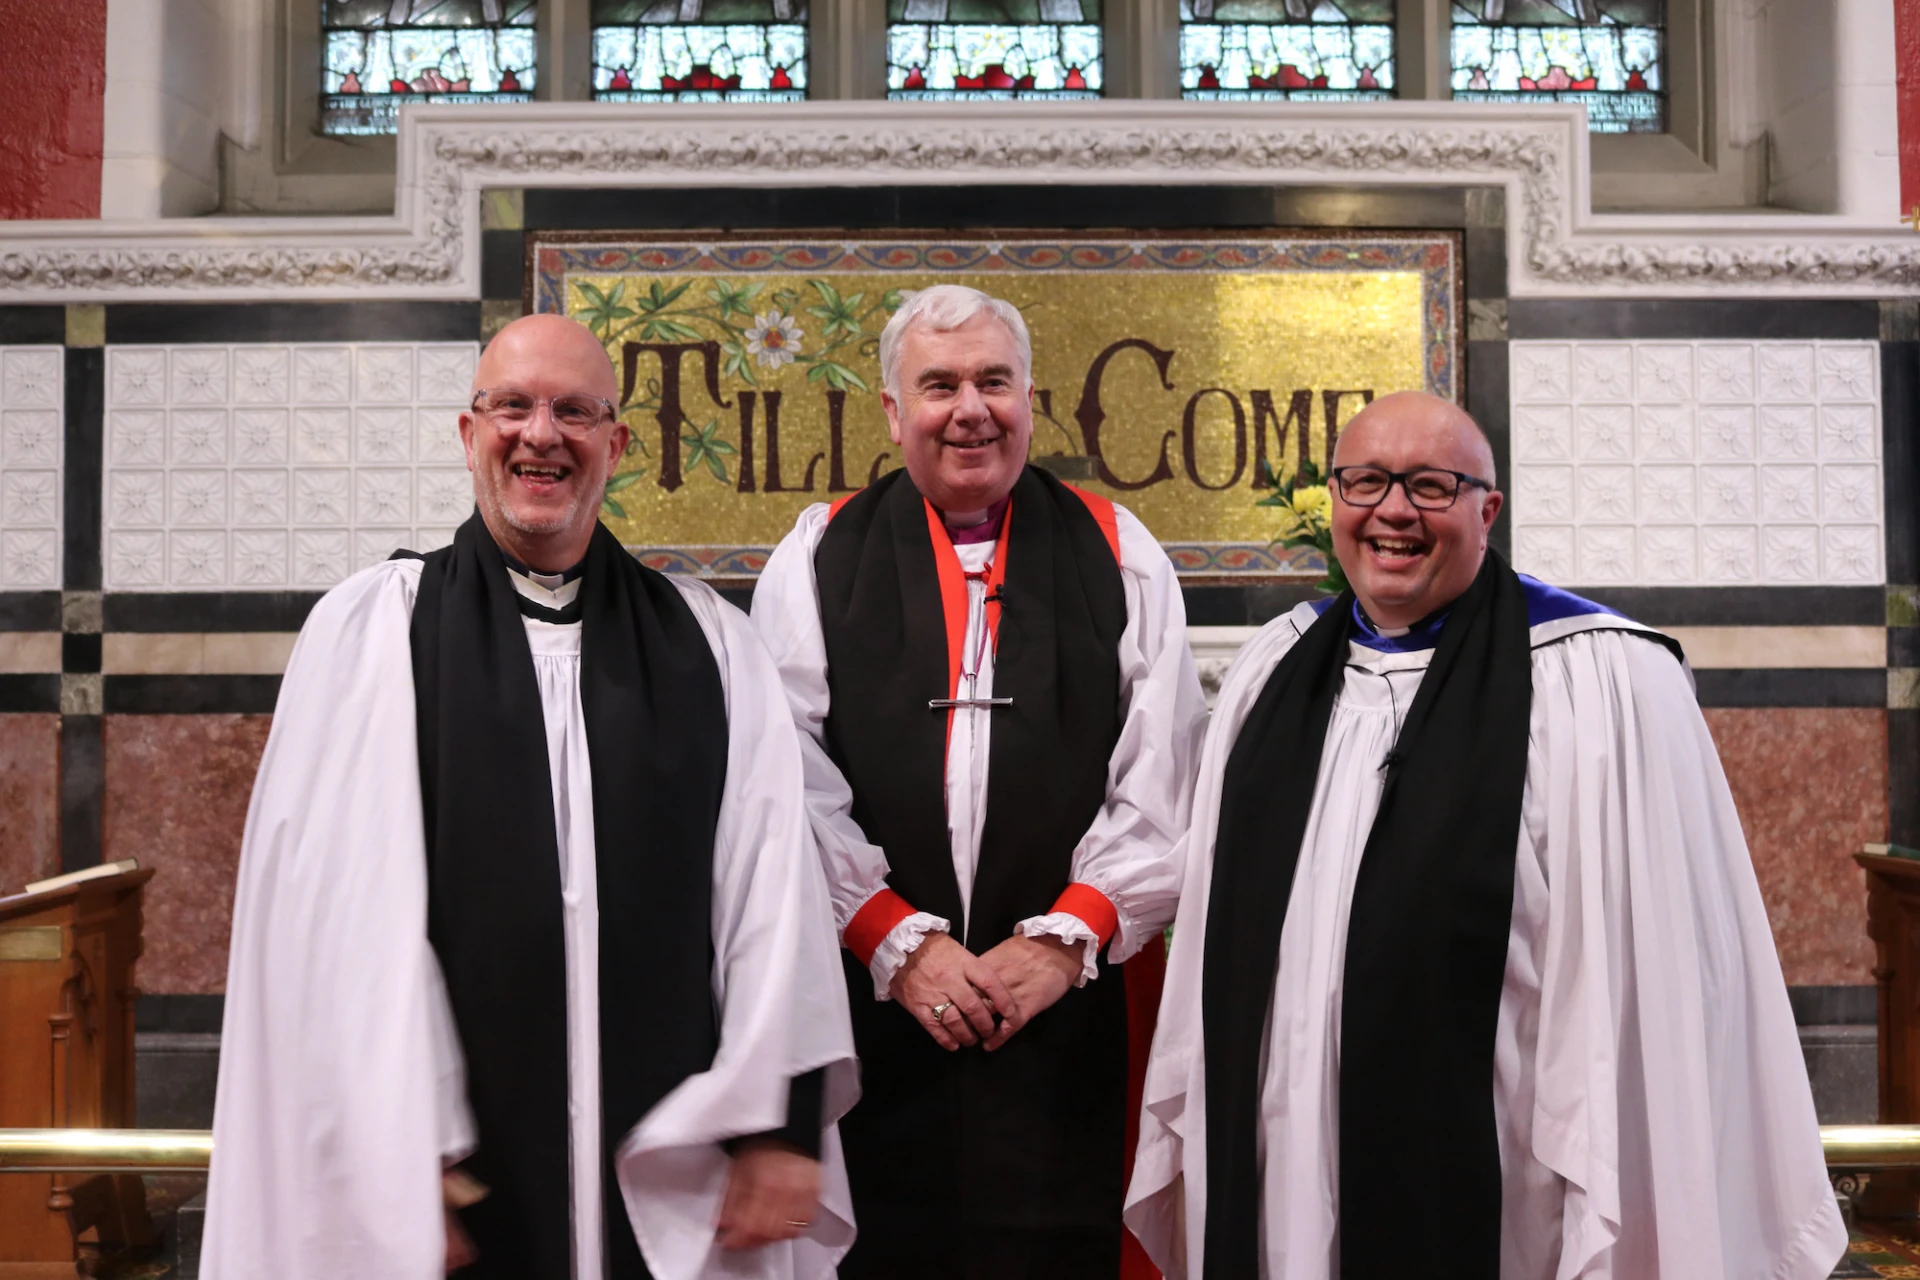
0, 101, 1913, 301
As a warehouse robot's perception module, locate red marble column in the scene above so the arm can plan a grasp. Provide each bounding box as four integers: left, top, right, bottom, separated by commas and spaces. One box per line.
0, 0, 106, 219
1704, 707, 1887, 988
0, 713, 60, 893
1901, 0, 1920, 216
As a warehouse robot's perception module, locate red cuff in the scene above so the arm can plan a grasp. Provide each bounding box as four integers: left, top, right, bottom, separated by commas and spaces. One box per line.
844, 888, 919, 967
1050, 883, 1120, 949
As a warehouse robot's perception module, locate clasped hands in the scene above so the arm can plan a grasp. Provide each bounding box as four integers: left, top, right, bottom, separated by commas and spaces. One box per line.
888, 930, 1083, 1052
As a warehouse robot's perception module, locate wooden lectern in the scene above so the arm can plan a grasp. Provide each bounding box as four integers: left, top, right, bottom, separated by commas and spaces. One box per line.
0, 867, 157, 1276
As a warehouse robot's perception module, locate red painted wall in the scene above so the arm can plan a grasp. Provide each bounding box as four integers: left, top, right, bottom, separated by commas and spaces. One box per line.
1902, 0, 1920, 217
0, 0, 105, 219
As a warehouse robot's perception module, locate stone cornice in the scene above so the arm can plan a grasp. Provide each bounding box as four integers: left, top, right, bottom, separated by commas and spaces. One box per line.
0, 101, 1911, 301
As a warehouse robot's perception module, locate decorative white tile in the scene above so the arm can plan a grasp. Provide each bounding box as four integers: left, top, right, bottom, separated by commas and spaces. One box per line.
1577, 526, 1635, 582
1759, 465, 1819, 522
1698, 466, 1756, 522
293, 529, 351, 587
108, 471, 167, 528
416, 408, 466, 462
170, 531, 227, 586
355, 528, 409, 570
1822, 465, 1880, 522
294, 470, 352, 525
1820, 404, 1878, 459
170, 349, 230, 404
1572, 345, 1633, 401
170, 470, 229, 527
1512, 404, 1574, 461
0, 529, 57, 587
232, 530, 290, 586
357, 408, 413, 463
111, 411, 166, 466
1818, 344, 1878, 401
233, 347, 291, 403
1577, 465, 1635, 521
1639, 526, 1696, 583
1758, 404, 1818, 459
1634, 344, 1693, 401
1638, 465, 1695, 521
418, 345, 477, 402
1513, 525, 1575, 581
356, 470, 413, 526
232, 470, 289, 526
1697, 405, 1755, 459
233, 409, 289, 464
1823, 525, 1881, 582
170, 409, 228, 465
108, 531, 166, 586
1514, 466, 1573, 522
1636, 404, 1692, 459
1575, 404, 1634, 460
1696, 344, 1756, 401
292, 348, 352, 403
1761, 526, 1821, 582
356, 347, 414, 403
2, 470, 58, 526
1700, 526, 1758, 583
293, 407, 352, 464
414, 526, 457, 552
1, 349, 60, 407
417, 469, 472, 525
1758, 345, 1816, 400
5, 410, 61, 466
109, 349, 168, 405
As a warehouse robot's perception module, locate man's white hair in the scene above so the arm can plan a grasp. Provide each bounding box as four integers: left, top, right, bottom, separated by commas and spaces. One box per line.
879, 285, 1033, 396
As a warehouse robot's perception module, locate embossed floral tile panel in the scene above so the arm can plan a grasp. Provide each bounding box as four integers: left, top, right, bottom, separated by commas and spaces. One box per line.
0, 348, 65, 589
102, 343, 480, 591
1510, 340, 1883, 588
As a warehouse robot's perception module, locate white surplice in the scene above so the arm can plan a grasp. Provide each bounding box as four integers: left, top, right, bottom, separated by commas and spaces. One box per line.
750, 498, 1208, 991
203, 556, 859, 1280
1125, 591, 1847, 1280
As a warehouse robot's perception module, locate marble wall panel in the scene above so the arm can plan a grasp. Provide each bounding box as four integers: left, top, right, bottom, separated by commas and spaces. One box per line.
1704, 707, 1886, 987
103, 714, 270, 994
0, 712, 59, 891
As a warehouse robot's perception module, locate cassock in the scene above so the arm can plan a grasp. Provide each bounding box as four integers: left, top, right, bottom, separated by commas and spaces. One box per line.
751, 465, 1207, 1268
202, 514, 859, 1280
1126, 556, 1845, 1280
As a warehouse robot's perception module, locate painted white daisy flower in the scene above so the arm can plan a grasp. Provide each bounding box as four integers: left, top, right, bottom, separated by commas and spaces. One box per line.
745, 311, 804, 369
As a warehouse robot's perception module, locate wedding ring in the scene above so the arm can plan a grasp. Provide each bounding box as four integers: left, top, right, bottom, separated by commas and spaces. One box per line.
786, 1219, 811, 1228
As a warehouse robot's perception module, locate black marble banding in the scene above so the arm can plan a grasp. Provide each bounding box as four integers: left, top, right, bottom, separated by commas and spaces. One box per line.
103, 591, 325, 633
1464, 226, 1506, 300
62, 632, 100, 673
1891, 628, 1920, 667
1507, 299, 1881, 341
103, 674, 282, 715
1892, 709, 1920, 847
58, 714, 102, 873
104, 302, 482, 346
1467, 338, 1510, 556
0, 672, 57, 711
62, 348, 103, 591
1691, 668, 1886, 708
1578, 586, 1886, 627
1788, 984, 1877, 1026
0, 591, 60, 630
134, 993, 225, 1034
0, 306, 68, 345
481, 229, 526, 301
1885, 341, 1919, 584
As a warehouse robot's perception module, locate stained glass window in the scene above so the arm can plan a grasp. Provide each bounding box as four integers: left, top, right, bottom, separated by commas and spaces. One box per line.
887, 0, 1101, 99
1180, 0, 1393, 100
1450, 1, 1665, 133
593, 0, 806, 102
323, 0, 536, 137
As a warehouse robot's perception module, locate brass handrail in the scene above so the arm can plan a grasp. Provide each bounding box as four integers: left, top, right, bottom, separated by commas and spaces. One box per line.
2, 1125, 1919, 1174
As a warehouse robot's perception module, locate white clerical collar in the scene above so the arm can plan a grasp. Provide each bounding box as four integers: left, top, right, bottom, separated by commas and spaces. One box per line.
505, 563, 582, 611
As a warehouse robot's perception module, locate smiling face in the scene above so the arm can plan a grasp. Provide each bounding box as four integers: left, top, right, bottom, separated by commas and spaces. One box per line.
881, 313, 1034, 516
460, 314, 629, 572
1330, 391, 1502, 629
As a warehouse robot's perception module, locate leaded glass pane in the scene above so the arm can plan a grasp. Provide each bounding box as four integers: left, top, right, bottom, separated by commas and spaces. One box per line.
592, 0, 806, 102
1450, 0, 1665, 133
323, 0, 536, 137
888, 0, 1101, 99
1180, 0, 1392, 101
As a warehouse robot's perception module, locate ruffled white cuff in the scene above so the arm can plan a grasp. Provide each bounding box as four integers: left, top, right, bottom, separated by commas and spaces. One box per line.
867, 911, 951, 1000
1014, 913, 1102, 986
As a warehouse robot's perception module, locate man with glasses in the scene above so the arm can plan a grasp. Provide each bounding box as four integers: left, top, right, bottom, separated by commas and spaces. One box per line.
204, 314, 858, 1280
1127, 390, 1843, 1279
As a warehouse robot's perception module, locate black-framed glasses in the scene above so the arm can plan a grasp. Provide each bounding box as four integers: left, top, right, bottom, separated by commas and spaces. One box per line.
1330, 466, 1494, 511
470, 388, 616, 437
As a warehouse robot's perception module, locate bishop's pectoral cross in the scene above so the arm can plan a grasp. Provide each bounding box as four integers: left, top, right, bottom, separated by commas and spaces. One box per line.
929, 574, 1015, 712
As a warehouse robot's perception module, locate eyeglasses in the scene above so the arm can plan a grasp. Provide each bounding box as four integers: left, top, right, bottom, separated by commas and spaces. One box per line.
470, 388, 616, 437
1330, 466, 1494, 511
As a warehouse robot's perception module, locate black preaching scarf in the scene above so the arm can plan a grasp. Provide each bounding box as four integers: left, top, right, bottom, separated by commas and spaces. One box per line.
1202, 550, 1533, 1280
409, 512, 729, 1280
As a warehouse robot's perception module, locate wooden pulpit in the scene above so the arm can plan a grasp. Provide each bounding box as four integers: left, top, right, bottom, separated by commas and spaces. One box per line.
0, 867, 157, 1276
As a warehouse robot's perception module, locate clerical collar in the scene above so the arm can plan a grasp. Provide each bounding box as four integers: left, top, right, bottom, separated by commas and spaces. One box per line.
940, 496, 1009, 546
1350, 598, 1451, 654
501, 550, 585, 623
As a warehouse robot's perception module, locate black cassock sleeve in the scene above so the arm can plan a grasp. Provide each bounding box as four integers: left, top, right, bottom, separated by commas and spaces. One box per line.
721, 1068, 826, 1160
